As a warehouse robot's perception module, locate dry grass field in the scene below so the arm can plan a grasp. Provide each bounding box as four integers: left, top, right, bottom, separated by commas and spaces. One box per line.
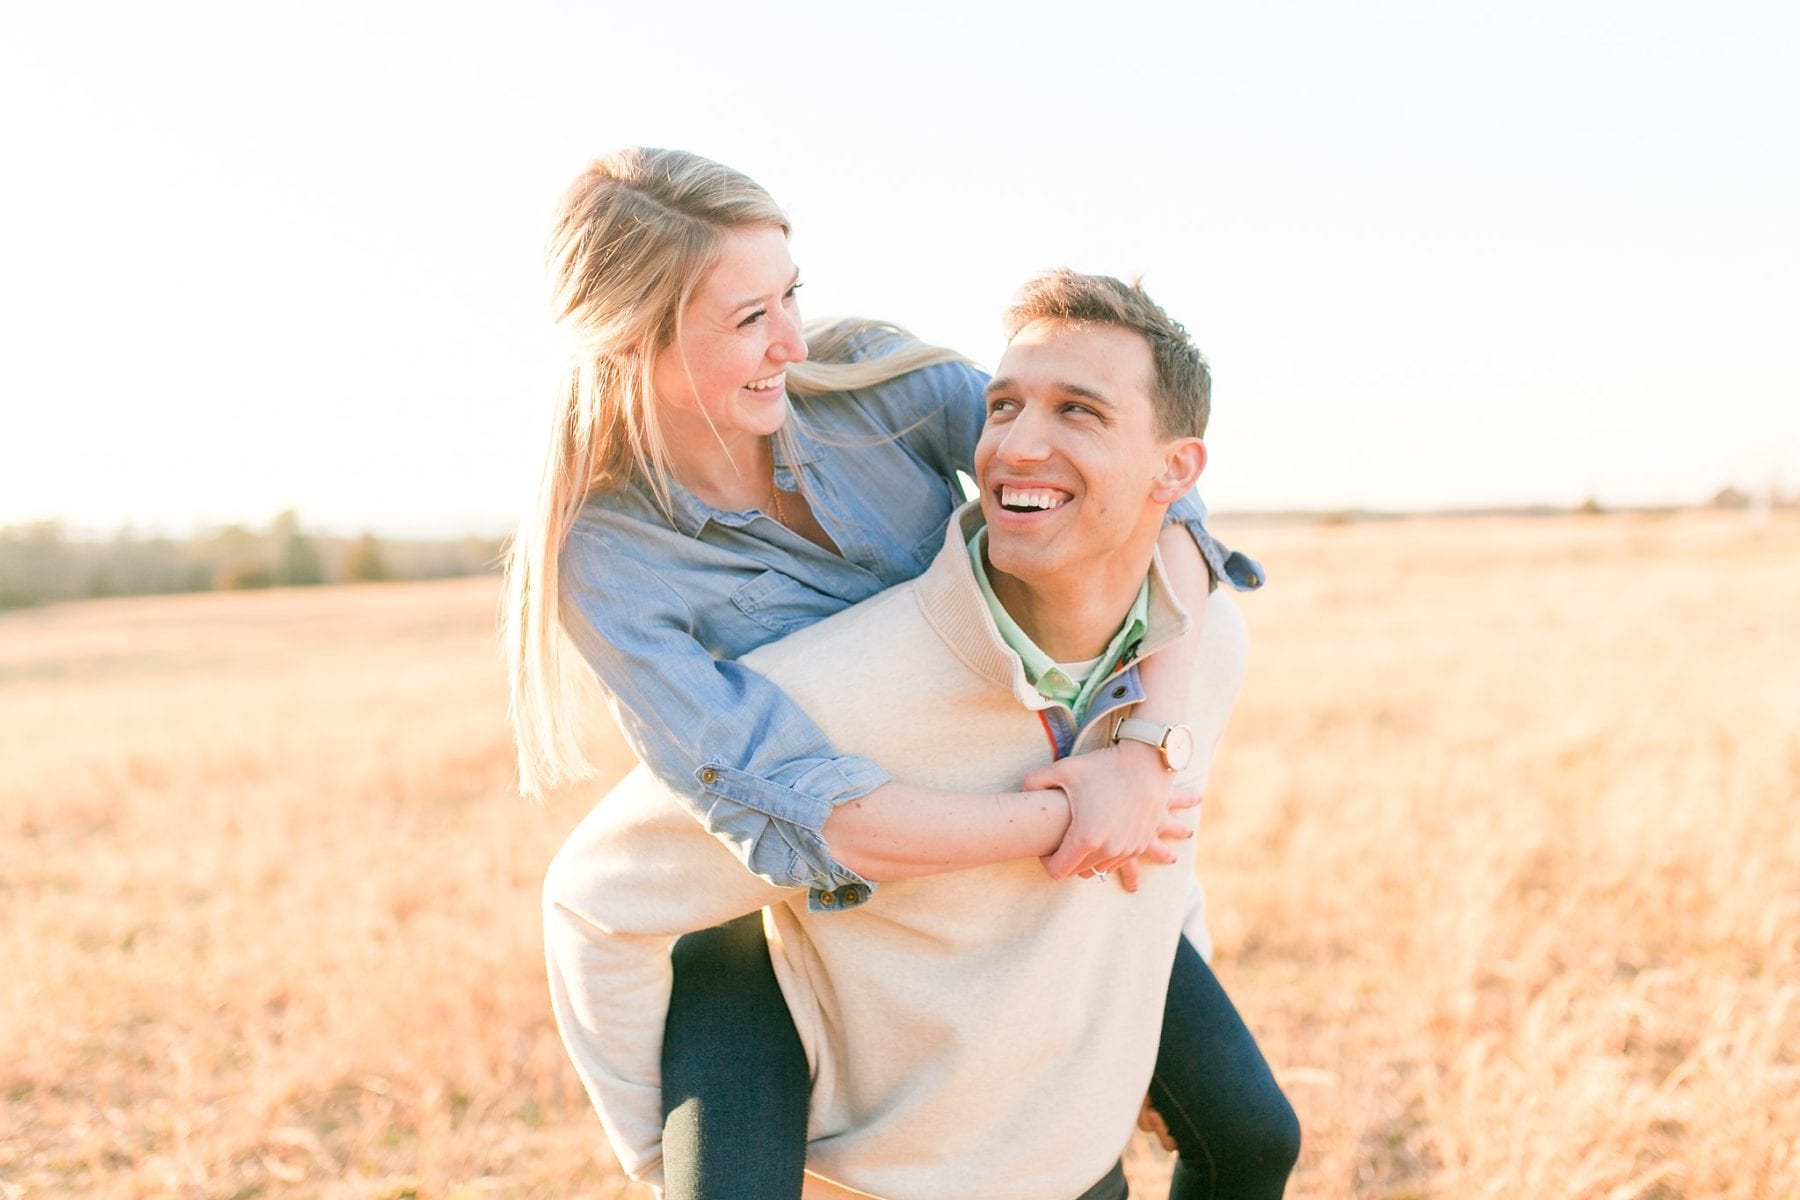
3, 512, 1796, 1199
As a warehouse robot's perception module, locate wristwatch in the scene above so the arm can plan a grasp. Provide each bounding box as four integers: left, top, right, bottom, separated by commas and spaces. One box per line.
1111, 717, 1195, 773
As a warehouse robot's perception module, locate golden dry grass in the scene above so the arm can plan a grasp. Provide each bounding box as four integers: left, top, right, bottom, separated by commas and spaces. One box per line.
3, 512, 1796, 1199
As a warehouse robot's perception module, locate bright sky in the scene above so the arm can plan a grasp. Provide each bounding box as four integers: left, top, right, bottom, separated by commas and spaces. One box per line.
4, 0, 1796, 535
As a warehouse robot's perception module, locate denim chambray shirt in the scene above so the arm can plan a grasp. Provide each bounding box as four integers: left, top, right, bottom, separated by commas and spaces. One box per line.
560, 359, 1263, 911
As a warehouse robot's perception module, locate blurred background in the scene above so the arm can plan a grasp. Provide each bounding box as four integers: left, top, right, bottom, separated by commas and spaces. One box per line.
2, 2, 1796, 1197
4, 0, 1797, 549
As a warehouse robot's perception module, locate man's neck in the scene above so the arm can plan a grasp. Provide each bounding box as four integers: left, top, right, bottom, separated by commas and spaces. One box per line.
986, 561, 1147, 663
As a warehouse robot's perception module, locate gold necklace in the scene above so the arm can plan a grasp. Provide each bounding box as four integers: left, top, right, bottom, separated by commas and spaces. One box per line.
764, 436, 792, 526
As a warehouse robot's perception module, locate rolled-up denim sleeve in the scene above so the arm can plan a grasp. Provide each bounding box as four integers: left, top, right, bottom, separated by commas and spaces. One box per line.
561, 526, 884, 907
1167, 489, 1266, 592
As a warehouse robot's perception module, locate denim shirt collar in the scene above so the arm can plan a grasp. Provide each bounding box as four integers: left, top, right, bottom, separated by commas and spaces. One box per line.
645, 418, 829, 538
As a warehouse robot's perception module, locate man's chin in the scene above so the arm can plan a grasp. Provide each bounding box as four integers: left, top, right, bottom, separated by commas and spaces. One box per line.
984, 539, 1057, 585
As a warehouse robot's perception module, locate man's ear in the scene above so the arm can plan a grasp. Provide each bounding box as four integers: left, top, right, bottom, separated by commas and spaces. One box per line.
1150, 438, 1207, 503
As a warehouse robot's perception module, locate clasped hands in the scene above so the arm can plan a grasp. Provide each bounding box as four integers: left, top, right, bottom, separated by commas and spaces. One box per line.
1024, 740, 1201, 893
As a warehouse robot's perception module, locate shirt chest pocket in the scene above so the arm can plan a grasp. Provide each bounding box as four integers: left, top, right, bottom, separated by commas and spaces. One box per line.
729, 570, 846, 637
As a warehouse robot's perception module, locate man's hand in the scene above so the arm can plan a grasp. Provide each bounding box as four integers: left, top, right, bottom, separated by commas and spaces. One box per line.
1026, 740, 1199, 890
1138, 1094, 1177, 1152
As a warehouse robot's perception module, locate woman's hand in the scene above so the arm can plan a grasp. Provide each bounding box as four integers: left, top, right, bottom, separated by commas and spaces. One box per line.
1025, 740, 1200, 890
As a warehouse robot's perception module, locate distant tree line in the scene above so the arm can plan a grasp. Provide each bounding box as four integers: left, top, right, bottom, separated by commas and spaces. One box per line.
0, 511, 505, 610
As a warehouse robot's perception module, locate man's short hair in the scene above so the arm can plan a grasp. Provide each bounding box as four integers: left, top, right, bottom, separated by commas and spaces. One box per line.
1003, 270, 1210, 438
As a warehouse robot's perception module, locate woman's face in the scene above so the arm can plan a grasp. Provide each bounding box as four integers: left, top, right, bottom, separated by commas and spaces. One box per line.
651, 223, 807, 441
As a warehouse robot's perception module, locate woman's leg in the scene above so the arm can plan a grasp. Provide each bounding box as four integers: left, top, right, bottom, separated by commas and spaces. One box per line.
1149, 936, 1301, 1200
661, 913, 810, 1200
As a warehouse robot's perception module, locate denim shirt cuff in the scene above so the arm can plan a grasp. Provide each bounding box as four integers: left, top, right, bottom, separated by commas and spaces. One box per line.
1180, 516, 1266, 592
694, 757, 886, 910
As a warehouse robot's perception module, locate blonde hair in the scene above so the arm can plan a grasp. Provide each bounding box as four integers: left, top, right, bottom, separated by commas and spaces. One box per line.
505, 148, 963, 798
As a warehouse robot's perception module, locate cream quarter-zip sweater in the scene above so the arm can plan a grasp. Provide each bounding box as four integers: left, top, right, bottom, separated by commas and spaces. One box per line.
544, 502, 1249, 1199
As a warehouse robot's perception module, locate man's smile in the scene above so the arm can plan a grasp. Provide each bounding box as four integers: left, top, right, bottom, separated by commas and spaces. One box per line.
995, 483, 1074, 514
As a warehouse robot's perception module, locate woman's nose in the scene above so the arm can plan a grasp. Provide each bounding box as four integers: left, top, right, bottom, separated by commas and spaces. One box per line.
772, 308, 808, 365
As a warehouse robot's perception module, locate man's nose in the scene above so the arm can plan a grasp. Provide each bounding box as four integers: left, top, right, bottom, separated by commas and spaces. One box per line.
996, 408, 1051, 463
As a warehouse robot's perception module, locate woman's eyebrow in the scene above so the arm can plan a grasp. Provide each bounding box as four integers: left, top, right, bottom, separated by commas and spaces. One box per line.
725, 268, 802, 315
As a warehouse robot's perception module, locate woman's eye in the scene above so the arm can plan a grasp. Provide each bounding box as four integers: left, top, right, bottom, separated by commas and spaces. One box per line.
741, 284, 802, 328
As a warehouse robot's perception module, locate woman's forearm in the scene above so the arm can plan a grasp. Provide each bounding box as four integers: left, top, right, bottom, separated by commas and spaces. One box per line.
823, 781, 1070, 881
1134, 525, 1212, 728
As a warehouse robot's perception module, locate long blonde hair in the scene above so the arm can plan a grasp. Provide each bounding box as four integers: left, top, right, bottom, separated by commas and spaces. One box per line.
505, 148, 964, 798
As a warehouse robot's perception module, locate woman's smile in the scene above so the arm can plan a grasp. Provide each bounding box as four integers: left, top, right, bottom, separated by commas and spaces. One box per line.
650, 223, 808, 443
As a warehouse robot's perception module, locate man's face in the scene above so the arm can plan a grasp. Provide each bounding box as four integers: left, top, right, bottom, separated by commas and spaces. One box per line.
976, 319, 1192, 591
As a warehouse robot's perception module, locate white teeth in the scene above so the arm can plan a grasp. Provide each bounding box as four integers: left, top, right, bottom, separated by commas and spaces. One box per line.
1000, 486, 1069, 511
745, 374, 785, 391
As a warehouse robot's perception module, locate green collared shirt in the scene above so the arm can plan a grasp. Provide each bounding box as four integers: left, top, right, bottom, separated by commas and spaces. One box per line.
967, 526, 1149, 722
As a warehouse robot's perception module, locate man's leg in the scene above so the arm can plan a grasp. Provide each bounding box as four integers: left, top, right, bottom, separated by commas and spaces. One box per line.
662, 913, 810, 1200
1150, 936, 1301, 1200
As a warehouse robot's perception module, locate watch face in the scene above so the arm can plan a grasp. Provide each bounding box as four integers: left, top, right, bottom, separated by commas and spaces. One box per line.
1163, 725, 1195, 772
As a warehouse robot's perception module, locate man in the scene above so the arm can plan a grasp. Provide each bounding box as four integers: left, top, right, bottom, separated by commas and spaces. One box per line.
545, 272, 1291, 1199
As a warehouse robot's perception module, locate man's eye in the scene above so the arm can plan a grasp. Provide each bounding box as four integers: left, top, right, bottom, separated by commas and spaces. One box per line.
986, 398, 1015, 415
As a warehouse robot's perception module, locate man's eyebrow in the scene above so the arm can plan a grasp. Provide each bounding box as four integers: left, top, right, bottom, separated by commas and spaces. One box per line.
725, 267, 802, 315
985, 376, 1115, 410
1056, 382, 1115, 410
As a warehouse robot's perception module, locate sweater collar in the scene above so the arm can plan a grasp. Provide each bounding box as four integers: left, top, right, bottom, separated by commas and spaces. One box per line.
912, 501, 1192, 708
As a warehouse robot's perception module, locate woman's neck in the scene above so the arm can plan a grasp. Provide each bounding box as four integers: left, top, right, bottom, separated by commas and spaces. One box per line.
660, 418, 776, 511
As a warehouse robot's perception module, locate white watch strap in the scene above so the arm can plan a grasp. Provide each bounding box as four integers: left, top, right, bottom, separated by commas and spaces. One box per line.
1113, 717, 1168, 751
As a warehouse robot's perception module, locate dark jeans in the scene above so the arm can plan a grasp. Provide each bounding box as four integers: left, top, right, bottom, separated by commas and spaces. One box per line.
663, 915, 810, 1199
1152, 934, 1301, 1200
661, 916, 1299, 1200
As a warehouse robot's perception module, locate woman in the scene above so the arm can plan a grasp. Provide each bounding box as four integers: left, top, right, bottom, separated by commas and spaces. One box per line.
506, 148, 1298, 1199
